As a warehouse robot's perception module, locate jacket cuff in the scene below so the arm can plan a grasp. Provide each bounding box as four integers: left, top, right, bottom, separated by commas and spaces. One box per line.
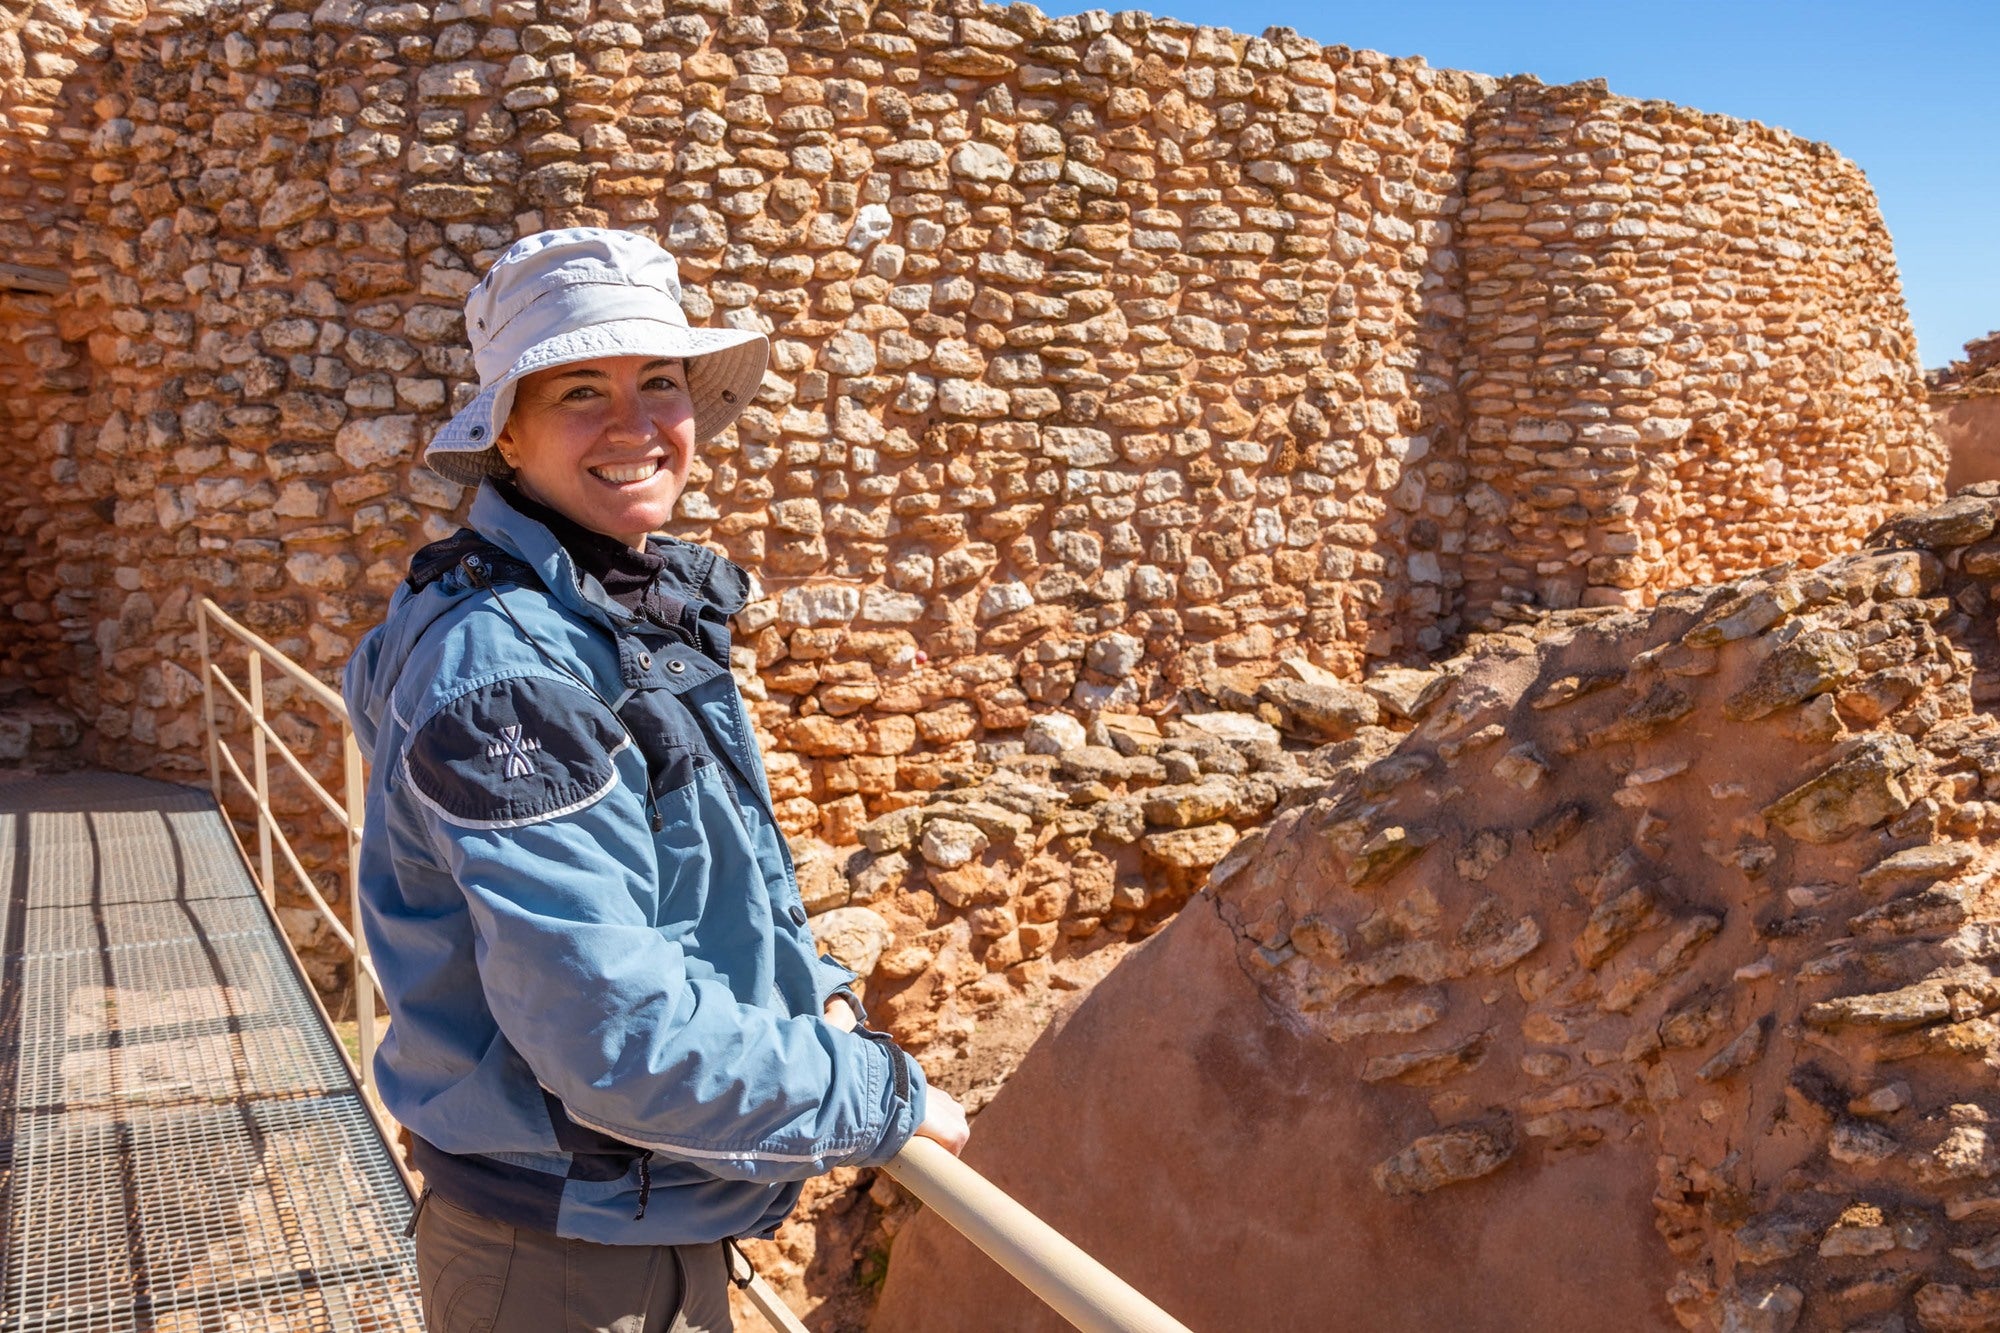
854, 1032, 926, 1168
814, 952, 862, 1009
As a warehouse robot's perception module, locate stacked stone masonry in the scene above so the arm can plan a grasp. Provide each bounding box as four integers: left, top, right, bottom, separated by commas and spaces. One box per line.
1, 0, 1936, 826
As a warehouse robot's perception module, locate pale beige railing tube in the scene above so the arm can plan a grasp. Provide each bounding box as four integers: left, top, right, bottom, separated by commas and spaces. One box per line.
344, 727, 379, 1096
198, 602, 222, 805
885, 1137, 1192, 1333
196, 597, 379, 1107
249, 653, 275, 909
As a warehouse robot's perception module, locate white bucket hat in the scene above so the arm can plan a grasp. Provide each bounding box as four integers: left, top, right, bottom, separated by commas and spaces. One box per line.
422, 227, 769, 486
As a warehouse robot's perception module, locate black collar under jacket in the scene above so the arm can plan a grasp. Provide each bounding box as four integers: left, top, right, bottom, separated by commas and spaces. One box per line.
490, 480, 746, 669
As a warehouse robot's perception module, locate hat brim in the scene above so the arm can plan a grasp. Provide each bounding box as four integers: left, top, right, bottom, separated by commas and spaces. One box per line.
422, 318, 770, 487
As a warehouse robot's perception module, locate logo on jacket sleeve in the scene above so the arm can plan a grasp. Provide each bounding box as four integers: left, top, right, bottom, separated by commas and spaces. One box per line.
404, 675, 629, 829
486, 724, 543, 779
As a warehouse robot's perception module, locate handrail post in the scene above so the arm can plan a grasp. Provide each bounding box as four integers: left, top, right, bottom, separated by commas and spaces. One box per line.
197, 602, 221, 806
344, 726, 377, 1100
249, 652, 274, 908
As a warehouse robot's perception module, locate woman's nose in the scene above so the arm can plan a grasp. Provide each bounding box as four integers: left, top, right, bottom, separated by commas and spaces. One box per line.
604, 388, 655, 444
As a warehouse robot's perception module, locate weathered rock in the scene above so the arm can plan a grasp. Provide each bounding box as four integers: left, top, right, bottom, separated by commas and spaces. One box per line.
1177, 713, 1282, 747
858, 807, 925, 854
1724, 629, 1859, 720
795, 846, 850, 915
1915, 1284, 2000, 1332
1139, 783, 1239, 829
1684, 581, 1807, 647
1056, 746, 1163, 786
918, 819, 988, 870
848, 851, 911, 904
1139, 823, 1238, 871
810, 906, 894, 979
1348, 825, 1435, 888
1371, 1119, 1517, 1197
1023, 712, 1087, 756
1359, 666, 1449, 721
1764, 735, 1919, 843
1805, 983, 1953, 1031
1859, 843, 1978, 895
1360, 1031, 1490, 1086
1256, 677, 1380, 741
1870, 495, 1998, 550
1713, 1283, 1802, 1333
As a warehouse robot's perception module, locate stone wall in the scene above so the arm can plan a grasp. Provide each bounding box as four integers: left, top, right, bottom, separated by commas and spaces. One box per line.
1456, 80, 1936, 620
1934, 330, 2000, 493
0, 2, 1952, 1323
0, 3, 1936, 949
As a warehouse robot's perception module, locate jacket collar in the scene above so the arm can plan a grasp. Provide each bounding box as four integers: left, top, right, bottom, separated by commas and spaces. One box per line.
467, 480, 753, 630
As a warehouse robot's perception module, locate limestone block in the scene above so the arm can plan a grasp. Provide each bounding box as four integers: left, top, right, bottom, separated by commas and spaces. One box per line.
919, 818, 987, 870
1024, 713, 1086, 756
810, 907, 893, 979
1140, 823, 1238, 871
334, 415, 418, 470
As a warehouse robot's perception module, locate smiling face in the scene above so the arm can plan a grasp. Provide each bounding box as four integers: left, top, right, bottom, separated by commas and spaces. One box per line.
494, 355, 697, 549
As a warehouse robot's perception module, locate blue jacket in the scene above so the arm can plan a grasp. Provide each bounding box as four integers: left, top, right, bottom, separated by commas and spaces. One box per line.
342, 481, 926, 1245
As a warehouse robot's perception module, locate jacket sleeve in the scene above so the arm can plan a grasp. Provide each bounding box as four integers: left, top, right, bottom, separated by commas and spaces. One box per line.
399, 670, 926, 1181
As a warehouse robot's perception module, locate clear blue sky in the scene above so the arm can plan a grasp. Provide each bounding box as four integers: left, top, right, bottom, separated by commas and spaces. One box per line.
1044, 1, 1998, 369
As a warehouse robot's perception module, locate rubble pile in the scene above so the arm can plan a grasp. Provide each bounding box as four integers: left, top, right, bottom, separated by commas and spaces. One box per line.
801, 658, 1436, 1082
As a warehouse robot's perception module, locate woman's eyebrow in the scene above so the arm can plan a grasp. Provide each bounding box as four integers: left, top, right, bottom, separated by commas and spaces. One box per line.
546, 359, 680, 383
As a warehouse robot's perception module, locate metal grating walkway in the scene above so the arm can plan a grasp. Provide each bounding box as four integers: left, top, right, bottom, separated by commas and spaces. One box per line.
0, 772, 421, 1332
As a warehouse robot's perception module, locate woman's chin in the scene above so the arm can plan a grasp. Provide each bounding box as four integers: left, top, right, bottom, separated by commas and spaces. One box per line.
593, 492, 682, 541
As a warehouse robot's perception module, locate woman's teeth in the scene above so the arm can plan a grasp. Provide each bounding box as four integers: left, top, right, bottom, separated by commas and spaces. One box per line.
591, 459, 661, 484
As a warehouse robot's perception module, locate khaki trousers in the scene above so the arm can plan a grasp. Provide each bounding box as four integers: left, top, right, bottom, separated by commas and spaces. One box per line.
413, 1192, 735, 1333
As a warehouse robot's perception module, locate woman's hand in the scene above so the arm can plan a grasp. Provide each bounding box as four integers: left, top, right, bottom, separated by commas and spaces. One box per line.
822, 996, 858, 1032
915, 1087, 970, 1156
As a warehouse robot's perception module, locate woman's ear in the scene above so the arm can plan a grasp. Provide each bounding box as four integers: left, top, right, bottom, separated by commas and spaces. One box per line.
494, 422, 519, 469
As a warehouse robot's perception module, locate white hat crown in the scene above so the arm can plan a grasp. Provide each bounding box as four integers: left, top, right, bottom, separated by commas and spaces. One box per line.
420, 227, 769, 486
466, 229, 689, 383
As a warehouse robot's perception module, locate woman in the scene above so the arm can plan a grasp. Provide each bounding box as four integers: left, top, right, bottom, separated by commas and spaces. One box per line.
343, 228, 967, 1333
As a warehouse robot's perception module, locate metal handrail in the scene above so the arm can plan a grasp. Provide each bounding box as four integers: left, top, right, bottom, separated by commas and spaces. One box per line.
192, 596, 1190, 1333
196, 598, 381, 1110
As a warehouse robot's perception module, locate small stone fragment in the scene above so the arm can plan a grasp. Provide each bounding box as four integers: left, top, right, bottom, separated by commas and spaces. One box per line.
1347, 825, 1436, 889
1256, 677, 1380, 741
1696, 1018, 1770, 1084
1371, 1118, 1516, 1197
1360, 1031, 1491, 1086
1141, 824, 1239, 871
